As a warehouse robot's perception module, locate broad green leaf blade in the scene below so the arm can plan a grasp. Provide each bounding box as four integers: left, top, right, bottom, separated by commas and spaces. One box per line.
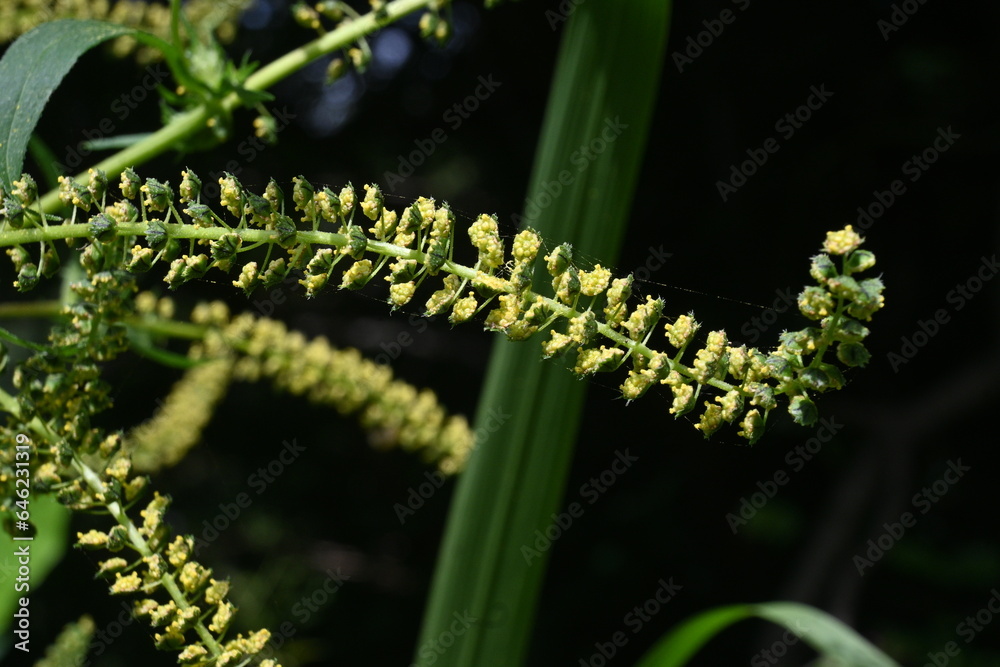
632, 604, 753, 667
753, 603, 900, 667
0, 494, 71, 639
634, 602, 901, 667
0, 19, 134, 188
414, 1, 671, 665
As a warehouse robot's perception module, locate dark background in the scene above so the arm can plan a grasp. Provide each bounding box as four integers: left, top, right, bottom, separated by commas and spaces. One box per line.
7, 0, 1000, 665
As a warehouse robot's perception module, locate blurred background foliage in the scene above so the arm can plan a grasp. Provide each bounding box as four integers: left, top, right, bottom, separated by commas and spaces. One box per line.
3, 0, 999, 665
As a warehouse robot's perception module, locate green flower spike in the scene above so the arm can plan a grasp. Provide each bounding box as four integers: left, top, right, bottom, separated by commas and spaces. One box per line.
0, 169, 883, 444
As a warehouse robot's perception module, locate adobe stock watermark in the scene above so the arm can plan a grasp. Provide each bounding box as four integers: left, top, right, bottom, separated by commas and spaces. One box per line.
922, 587, 1000, 667
726, 416, 843, 534
545, 0, 586, 30
738, 286, 797, 345
511, 116, 628, 227
749, 618, 810, 667
79, 601, 139, 667
193, 438, 307, 555
853, 458, 970, 576
199, 106, 297, 201
886, 253, 997, 373
877, 0, 929, 41
409, 609, 479, 667
290, 567, 350, 625
716, 84, 834, 202
577, 577, 683, 667
853, 126, 960, 232
394, 406, 512, 524
247, 567, 351, 665
382, 74, 502, 192
671, 0, 752, 73
521, 448, 638, 566
57, 63, 171, 172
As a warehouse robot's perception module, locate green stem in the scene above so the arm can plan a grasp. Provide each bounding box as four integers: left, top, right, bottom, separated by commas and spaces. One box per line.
0, 211, 740, 396
71, 455, 224, 657
36, 0, 437, 214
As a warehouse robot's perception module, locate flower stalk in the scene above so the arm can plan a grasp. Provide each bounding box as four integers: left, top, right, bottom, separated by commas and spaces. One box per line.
3, 167, 885, 443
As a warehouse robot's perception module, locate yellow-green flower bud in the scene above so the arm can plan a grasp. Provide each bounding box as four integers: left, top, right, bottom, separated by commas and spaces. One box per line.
120, 168, 140, 199
88, 168, 108, 202
233, 261, 259, 293
623, 296, 663, 341
691, 330, 727, 383
205, 579, 231, 606
469, 214, 504, 270
97, 556, 128, 577
574, 345, 624, 375
218, 174, 242, 216
604, 276, 632, 328
810, 253, 837, 283
150, 601, 177, 627
738, 409, 765, 443
77, 529, 110, 549
668, 381, 695, 416
339, 183, 356, 216
371, 208, 398, 241
314, 187, 340, 224
180, 169, 202, 203
664, 313, 698, 349
341, 259, 373, 290
483, 293, 520, 331
59, 175, 93, 210
512, 229, 542, 263
621, 369, 657, 401
844, 249, 876, 274
552, 266, 581, 305
327, 57, 347, 83
567, 310, 596, 344
210, 601, 235, 634
261, 258, 288, 288
179, 561, 211, 594
694, 402, 724, 437
473, 271, 508, 294
542, 331, 574, 358
798, 286, 834, 320
823, 225, 863, 255
178, 644, 209, 665
716, 389, 743, 422
292, 2, 322, 29
426, 274, 461, 315
127, 245, 155, 273
292, 175, 315, 213
362, 183, 383, 220
11, 173, 37, 205
545, 243, 573, 276
109, 572, 142, 595
344, 224, 368, 259
579, 265, 612, 297
167, 536, 194, 567
141, 178, 172, 212
450, 292, 478, 323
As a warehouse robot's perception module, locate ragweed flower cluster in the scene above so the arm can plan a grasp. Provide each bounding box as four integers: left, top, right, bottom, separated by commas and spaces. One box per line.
126, 295, 476, 474
1, 168, 884, 443
0, 233, 280, 667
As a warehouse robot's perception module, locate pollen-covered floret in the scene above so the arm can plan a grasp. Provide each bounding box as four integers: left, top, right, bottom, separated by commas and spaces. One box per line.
823, 225, 863, 255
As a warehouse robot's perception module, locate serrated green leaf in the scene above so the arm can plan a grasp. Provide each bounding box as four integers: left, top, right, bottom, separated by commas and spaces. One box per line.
0, 19, 135, 188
